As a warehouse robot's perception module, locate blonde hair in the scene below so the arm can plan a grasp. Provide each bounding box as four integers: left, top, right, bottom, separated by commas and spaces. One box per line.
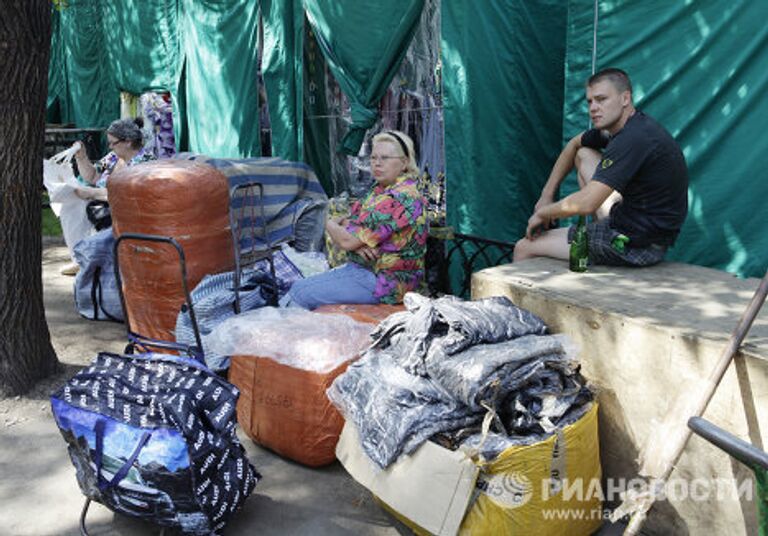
372, 130, 419, 178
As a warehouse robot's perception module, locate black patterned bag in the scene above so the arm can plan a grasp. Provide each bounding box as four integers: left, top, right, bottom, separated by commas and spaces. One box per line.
51, 351, 260, 535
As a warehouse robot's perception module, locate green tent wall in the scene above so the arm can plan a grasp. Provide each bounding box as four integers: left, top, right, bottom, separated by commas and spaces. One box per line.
441, 0, 568, 242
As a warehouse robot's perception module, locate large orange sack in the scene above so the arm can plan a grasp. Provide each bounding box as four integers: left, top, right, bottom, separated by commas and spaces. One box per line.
108, 160, 233, 342
228, 305, 403, 467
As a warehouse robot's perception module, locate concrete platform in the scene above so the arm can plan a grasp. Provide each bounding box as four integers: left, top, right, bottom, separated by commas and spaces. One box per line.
472, 258, 768, 535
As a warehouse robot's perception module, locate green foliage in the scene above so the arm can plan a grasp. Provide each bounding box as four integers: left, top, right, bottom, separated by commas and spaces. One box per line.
41, 194, 62, 237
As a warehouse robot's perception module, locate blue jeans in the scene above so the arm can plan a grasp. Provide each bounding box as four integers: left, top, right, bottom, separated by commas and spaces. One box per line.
280, 263, 378, 310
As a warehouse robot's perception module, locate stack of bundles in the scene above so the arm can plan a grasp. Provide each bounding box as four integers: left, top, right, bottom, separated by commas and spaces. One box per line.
208, 308, 375, 467
330, 294, 602, 535
109, 160, 233, 342
51, 352, 259, 535
328, 293, 594, 468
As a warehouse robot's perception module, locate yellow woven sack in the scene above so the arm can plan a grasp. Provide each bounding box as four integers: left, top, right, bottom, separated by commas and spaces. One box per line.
460, 403, 602, 536
380, 403, 602, 536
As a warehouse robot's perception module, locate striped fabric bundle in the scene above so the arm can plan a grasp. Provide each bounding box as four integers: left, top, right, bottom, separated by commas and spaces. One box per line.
178, 155, 328, 251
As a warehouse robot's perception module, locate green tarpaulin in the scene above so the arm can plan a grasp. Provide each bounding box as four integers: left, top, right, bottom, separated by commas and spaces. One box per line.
103, 1, 178, 94
175, 0, 261, 157
441, 0, 568, 241
54, 1, 119, 128
304, 0, 424, 155
261, 0, 304, 162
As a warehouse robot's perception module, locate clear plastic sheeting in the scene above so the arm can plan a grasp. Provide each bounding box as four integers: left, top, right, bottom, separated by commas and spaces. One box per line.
280, 244, 329, 277
370, 292, 548, 376
207, 308, 373, 373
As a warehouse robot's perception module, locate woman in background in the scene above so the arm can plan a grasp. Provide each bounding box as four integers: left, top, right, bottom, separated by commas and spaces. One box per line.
59, 118, 155, 275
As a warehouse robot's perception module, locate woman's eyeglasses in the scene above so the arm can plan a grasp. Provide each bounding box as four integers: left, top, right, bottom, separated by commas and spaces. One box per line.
367, 155, 403, 164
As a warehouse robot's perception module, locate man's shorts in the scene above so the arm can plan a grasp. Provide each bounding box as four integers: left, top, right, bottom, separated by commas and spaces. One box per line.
567, 218, 667, 267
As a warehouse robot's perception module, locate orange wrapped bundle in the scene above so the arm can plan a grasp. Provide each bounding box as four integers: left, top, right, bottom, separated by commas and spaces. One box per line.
230, 356, 350, 467
229, 304, 402, 467
314, 303, 405, 324
108, 160, 233, 342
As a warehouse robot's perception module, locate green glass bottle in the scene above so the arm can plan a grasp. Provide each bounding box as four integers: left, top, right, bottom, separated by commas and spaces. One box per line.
569, 215, 589, 272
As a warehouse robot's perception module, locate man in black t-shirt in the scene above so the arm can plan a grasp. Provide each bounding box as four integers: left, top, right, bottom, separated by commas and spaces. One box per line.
513, 68, 689, 267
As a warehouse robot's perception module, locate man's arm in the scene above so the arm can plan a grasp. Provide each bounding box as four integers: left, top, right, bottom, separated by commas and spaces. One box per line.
534, 133, 584, 211
526, 180, 615, 239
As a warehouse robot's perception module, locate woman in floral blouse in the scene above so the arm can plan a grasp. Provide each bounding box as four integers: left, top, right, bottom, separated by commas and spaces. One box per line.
283, 130, 428, 309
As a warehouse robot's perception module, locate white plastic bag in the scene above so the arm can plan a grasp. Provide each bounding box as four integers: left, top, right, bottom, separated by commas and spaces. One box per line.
280, 244, 329, 277
207, 307, 374, 373
42, 143, 94, 257
42, 143, 83, 212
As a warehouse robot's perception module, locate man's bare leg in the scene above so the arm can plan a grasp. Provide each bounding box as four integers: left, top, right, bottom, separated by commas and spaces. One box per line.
575, 147, 622, 219
513, 227, 570, 262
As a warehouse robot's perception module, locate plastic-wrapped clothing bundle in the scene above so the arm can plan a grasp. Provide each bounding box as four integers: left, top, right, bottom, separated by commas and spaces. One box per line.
370, 293, 548, 376
224, 306, 381, 466
424, 334, 570, 410
327, 348, 481, 468
51, 352, 259, 534
328, 335, 587, 468
327, 295, 593, 469
175, 251, 304, 371
207, 307, 373, 373
109, 160, 233, 342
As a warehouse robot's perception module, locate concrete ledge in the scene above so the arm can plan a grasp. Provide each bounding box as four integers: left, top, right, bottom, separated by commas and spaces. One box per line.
472, 259, 767, 536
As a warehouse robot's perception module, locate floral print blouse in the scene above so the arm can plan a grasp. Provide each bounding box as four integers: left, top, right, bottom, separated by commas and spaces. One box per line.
345, 176, 428, 304
93, 147, 155, 188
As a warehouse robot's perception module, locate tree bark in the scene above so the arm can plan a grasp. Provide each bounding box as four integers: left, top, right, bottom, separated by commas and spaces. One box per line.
0, 1, 59, 395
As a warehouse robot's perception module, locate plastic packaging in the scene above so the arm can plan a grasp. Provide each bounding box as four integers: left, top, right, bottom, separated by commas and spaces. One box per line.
229, 355, 350, 467
42, 146, 93, 259
226, 304, 387, 467
280, 243, 329, 278
207, 307, 373, 373
109, 160, 233, 341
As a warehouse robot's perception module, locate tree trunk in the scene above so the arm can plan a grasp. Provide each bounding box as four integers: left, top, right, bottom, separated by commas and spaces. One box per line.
0, 1, 59, 395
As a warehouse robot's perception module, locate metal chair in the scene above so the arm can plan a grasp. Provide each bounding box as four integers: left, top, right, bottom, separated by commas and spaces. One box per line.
228, 180, 278, 311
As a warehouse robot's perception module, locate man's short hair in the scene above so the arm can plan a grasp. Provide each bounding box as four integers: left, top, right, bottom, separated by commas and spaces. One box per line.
587, 68, 633, 95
